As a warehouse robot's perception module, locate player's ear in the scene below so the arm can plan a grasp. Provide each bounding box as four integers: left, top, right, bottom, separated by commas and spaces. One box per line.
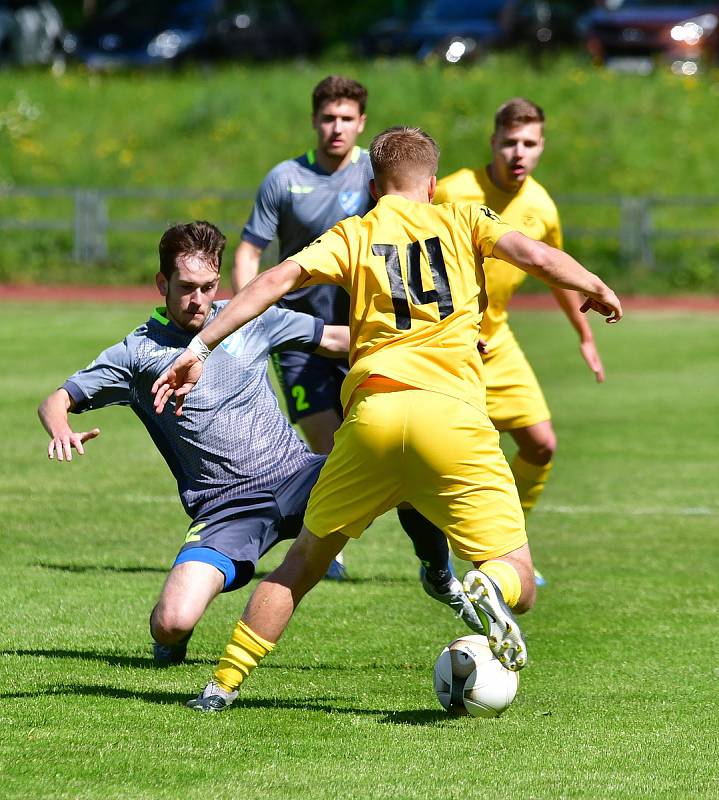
369, 178, 379, 201
155, 272, 168, 297
428, 175, 437, 202
357, 113, 366, 134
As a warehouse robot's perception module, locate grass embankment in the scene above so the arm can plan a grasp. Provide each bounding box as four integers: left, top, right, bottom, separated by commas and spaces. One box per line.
1, 55, 719, 289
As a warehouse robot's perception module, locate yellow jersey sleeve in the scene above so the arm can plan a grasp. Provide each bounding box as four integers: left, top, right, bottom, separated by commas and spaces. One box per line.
290, 222, 353, 288
469, 204, 512, 258
542, 199, 563, 250
435, 170, 563, 341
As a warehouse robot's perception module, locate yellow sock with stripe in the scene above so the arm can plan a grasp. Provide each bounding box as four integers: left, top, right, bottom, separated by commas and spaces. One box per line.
213, 619, 275, 693
511, 454, 552, 514
480, 560, 522, 608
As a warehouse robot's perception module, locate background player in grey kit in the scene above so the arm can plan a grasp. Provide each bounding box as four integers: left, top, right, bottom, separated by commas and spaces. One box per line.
38, 221, 350, 667
234, 75, 372, 454
233, 76, 463, 602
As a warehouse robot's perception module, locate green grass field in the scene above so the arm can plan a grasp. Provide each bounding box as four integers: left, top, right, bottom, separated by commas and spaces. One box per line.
2, 303, 718, 799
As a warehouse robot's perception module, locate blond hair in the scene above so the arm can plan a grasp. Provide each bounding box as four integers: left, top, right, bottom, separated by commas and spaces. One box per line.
369, 126, 439, 188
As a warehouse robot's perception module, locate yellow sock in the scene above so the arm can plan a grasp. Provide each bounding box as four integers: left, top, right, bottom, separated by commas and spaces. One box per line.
480, 560, 522, 608
213, 619, 275, 693
511, 454, 552, 514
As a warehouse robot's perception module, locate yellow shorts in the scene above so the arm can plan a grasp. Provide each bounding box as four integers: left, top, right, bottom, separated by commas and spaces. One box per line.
483, 327, 551, 432
304, 387, 527, 563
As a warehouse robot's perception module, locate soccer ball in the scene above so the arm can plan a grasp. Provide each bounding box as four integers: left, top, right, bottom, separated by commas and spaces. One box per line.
434, 635, 519, 718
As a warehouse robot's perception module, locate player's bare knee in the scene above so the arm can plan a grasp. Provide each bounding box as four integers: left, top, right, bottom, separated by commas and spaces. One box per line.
523, 434, 556, 465
271, 539, 329, 594
541, 429, 557, 461
151, 603, 196, 643
516, 423, 557, 465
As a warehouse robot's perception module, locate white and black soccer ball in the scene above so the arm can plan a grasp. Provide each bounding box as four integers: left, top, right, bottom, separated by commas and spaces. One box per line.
434, 634, 519, 718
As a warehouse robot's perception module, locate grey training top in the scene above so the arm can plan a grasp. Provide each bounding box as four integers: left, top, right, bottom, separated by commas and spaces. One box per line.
242, 146, 374, 325
63, 302, 324, 517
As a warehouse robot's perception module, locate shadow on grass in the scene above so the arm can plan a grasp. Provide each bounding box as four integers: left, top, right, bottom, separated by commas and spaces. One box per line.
253, 569, 415, 585
0, 683, 445, 722
33, 562, 167, 574
0, 648, 420, 673
33, 563, 413, 585
0, 648, 211, 669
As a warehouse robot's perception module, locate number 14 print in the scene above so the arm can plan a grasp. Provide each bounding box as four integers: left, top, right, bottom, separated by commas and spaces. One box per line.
372, 237, 454, 330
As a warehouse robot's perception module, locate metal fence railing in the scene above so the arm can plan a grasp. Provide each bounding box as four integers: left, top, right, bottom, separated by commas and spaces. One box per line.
1, 187, 718, 269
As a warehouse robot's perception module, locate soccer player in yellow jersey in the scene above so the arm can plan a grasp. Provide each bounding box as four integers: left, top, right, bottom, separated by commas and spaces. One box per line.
434, 98, 606, 584
151, 126, 622, 712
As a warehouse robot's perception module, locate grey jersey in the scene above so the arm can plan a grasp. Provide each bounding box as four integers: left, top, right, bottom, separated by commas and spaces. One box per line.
63, 302, 324, 517
242, 146, 374, 324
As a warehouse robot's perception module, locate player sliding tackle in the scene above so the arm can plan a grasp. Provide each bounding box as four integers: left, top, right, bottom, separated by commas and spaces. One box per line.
153, 126, 622, 712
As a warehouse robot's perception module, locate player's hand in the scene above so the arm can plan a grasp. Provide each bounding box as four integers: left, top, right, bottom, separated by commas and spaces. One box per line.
477, 337, 490, 355
579, 340, 606, 383
580, 287, 622, 323
151, 349, 204, 416
48, 427, 101, 462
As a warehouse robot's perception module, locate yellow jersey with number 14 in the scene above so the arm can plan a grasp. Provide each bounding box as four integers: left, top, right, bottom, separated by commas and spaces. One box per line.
434, 168, 562, 342
290, 193, 514, 415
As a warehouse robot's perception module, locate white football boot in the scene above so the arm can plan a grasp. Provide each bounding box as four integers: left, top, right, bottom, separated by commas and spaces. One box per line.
462, 570, 527, 671
186, 680, 238, 712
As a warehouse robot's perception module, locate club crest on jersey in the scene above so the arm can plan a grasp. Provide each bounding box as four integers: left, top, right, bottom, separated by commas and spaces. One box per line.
221, 330, 245, 358
339, 191, 362, 216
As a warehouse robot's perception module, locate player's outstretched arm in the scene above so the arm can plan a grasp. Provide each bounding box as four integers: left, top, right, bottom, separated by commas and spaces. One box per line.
493, 232, 622, 323
152, 259, 308, 415
315, 325, 350, 359
38, 388, 100, 462
550, 287, 606, 382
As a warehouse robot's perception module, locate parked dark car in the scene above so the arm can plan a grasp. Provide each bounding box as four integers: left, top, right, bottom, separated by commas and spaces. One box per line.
64, 0, 319, 69
579, 1, 719, 74
358, 0, 595, 62
0, 0, 65, 67
526, 1, 597, 48
359, 0, 523, 61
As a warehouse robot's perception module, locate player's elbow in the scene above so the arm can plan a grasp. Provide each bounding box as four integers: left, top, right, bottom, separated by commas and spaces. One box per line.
266, 260, 306, 296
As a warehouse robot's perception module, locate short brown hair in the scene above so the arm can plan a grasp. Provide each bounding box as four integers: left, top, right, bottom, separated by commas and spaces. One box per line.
312, 75, 368, 115
494, 97, 544, 131
369, 126, 439, 187
158, 221, 226, 279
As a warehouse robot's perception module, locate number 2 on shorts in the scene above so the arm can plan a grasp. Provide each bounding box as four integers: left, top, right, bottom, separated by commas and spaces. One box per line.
291, 384, 310, 412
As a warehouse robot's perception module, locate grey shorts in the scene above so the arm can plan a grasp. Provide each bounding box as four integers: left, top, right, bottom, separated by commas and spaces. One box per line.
174, 455, 325, 591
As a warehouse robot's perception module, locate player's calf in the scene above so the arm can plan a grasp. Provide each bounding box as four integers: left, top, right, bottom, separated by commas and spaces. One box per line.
420, 566, 484, 634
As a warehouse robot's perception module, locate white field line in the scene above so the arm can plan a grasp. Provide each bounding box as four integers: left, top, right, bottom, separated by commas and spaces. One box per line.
537, 503, 716, 517
118, 494, 177, 504
3, 493, 715, 517
0, 491, 177, 505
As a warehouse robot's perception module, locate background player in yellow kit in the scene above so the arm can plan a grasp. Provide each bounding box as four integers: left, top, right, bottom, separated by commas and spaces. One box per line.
434, 98, 606, 583
152, 126, 622, 712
